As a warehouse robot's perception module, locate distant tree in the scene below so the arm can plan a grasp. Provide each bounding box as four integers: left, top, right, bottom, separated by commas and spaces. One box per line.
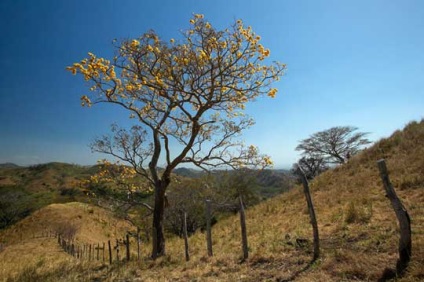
296, 126, 371, 165
164, 177, 207, 237
212, 169, 261, 212
292, 155, 328, 181
164, 169, 260, 237
67, 14, 284, 258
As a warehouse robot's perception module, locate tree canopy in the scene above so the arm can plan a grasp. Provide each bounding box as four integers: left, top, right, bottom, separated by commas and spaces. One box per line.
295, 126, 371, 165
67, 14, 285, 258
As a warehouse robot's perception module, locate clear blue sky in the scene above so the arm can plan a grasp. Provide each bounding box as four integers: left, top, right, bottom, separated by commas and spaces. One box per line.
0, 0, 423, 168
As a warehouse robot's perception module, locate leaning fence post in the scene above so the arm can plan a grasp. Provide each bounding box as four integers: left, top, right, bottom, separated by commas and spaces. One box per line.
377, 159, 412, 276
239, 195, 249, 260
296, 165, 320, 261
205, 199, 213, 257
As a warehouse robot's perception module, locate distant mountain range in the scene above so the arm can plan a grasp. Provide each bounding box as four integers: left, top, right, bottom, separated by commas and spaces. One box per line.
0, 163, 21, 169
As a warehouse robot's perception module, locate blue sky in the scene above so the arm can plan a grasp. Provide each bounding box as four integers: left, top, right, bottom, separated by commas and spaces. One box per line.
0, 0, 423, 168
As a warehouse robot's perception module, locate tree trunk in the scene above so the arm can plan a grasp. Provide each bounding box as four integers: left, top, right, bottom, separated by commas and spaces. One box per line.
151, 182, 167, 259
377, 159, 411, 276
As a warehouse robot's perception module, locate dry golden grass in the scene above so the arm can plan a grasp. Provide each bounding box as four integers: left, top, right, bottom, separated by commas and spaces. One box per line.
1, 120, 423, 281
0, 202, 133, 281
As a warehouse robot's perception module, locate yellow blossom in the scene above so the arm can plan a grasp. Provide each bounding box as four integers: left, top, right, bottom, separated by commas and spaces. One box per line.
263, 156, 273, 166
131, 39, 140, 47
80, 95, 92, 107
267, 88, 277, 98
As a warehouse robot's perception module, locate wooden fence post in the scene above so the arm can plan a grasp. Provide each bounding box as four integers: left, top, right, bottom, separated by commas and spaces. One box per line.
97, 243, 100, 260
377, 159, 412, 276
103, 242, 105, 262
89, 244, 92, 261
126, 234, 130, 261
108, 240, 112, 265
205, 199, 213, 257
116, 239, 120, 262
183, 212, 190, 261
239, 195, 249, 260
296, 165, 320, 261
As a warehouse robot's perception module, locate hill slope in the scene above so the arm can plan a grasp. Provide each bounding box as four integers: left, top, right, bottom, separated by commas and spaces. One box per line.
1, 120, 423, 281
0, 202, 134, 281
123, 119, 424, 281
0, 163, 99, 229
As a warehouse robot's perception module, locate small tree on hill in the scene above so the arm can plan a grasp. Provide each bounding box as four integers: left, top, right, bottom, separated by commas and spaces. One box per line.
68, 14, 285, 258
296, 126, 371, 165
292, 155, 328, 181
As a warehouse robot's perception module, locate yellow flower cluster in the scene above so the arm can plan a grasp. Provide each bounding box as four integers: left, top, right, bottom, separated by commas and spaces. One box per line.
267, 88, 277, 98
131, 39, 140, 48
80, 95, 91, 107
262, 156, 274, 166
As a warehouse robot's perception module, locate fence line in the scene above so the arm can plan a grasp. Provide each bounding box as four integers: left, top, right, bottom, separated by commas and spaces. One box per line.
56, 232, 136, 265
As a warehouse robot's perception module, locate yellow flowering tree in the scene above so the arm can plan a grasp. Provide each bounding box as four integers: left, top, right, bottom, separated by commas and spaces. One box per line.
83, 159, 153, 210
68, 14, 285, 258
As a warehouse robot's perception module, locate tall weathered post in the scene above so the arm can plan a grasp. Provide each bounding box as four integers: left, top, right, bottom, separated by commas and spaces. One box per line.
108, 240, 112, 265
296, 165, 320, 261
377, 159, 411, 276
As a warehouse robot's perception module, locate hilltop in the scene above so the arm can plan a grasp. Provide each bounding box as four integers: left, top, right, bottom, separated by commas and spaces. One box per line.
0, 119, 423, 281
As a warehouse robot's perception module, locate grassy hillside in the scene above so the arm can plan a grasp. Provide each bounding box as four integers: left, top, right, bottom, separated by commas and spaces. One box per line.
0, 120, 423, 281
113, 120, 422, 282
0, 202, 133, 281
0, 162, 96, 229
